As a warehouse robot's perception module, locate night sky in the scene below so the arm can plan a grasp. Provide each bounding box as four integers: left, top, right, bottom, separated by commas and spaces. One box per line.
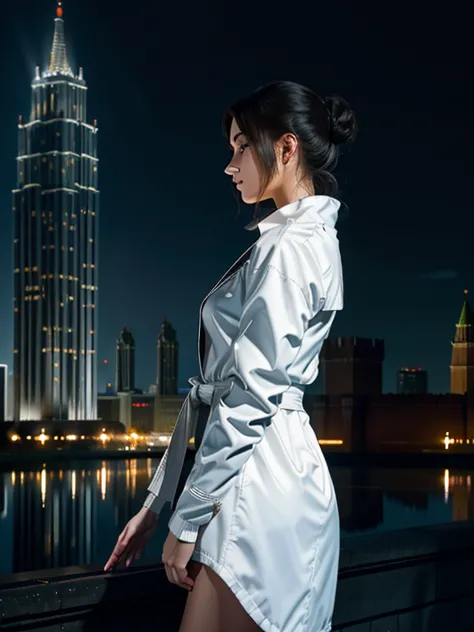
0, 0, 471, 395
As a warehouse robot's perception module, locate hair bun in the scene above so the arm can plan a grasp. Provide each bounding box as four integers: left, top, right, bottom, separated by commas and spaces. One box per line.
323, 94, 358, 146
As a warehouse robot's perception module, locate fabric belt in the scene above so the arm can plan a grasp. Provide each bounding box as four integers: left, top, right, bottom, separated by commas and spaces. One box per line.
144, 375, 306, 514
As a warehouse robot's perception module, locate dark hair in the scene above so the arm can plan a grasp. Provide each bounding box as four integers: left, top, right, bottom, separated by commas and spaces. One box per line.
222, 80, 358, 219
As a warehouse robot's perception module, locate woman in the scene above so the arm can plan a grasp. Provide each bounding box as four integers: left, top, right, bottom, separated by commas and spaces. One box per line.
105, 80, 357, 632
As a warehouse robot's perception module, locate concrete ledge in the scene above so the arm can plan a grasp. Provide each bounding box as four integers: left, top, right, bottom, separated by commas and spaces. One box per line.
0, 520, 473, 631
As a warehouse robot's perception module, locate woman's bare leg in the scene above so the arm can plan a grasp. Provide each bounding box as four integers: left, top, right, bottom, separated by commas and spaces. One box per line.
179, 562, 262, 632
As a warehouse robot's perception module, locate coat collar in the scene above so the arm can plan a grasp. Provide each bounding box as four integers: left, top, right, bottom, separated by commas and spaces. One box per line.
244, 195, 340, 233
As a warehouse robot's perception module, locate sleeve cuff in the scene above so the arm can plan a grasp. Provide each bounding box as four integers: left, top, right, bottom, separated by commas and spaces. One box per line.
168, 511, 201, 543
143, 491, 166, 515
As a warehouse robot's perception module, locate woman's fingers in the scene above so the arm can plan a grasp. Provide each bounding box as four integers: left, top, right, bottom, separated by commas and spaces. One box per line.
164, 557, 193, 591
106, 532, 140, 571
104, 530, 129, 571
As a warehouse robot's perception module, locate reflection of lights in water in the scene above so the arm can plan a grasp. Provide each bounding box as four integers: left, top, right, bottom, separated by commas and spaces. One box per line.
468, 476, 472, 490
11, 471, 16, 486
101, 466, 107, 499
41, 468, 47, 508
72, 470, 76, 500
444, 469, 450, 503
20, 472, 24, 484
147, 458, 152, 479
130, 459, 137, 497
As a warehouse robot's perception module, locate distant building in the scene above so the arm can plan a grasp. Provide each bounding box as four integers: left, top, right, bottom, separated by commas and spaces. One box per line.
154, 394, 186, 434
98, 392, 132, 429
105, 382, 115, 396
12, 4, 98, 421
397, 368, 428, 394
0, 365, 7, 423
156, 317, 179, 395
310, 293, 474, 453
450, 291, 474, 394
320, 337, 384, 396
115, 327, 135, 393
131, 393, 155, 432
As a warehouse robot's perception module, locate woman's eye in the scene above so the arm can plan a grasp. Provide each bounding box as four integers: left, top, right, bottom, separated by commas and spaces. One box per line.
239, 143, 249, 154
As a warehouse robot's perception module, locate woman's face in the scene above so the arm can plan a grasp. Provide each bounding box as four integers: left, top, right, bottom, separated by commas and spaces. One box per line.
224, 118, 263, 204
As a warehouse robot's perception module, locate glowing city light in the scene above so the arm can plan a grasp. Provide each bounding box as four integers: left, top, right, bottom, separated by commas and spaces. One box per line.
444, 432, 455, 450
35, 431, 49, 445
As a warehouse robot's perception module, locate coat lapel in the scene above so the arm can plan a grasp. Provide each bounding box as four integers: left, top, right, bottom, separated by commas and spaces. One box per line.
198, 242, 256, 375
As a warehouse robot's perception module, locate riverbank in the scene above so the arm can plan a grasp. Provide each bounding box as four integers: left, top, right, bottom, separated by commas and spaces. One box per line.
0, 447, 473, 469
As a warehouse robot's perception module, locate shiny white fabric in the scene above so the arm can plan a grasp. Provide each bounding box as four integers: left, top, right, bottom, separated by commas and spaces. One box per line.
147, 195, 343, 632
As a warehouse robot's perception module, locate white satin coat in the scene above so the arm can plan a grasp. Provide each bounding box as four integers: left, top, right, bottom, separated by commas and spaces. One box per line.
146, 195, 343, 632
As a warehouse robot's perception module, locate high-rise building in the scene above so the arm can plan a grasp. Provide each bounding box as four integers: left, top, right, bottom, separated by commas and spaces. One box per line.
12, 2, 99, 420
450, 290, 474, 395
156, 316, 179, 396
0, 365, 7, 423
396, 368, 428, 394
115, 327, 135, 393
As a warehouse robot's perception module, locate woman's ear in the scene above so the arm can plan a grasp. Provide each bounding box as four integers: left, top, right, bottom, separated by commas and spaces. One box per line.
279, 132, 298, 166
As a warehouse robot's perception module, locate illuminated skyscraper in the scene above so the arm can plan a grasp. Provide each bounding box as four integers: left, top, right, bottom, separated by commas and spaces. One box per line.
12, 2, 99, 420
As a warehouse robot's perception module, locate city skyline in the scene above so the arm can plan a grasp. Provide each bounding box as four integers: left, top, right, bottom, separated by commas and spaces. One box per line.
0, 0, 471, 396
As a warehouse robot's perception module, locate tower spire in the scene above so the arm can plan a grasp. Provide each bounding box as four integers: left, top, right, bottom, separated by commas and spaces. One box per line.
455, 290, 473, 341
46, 1, 73, 78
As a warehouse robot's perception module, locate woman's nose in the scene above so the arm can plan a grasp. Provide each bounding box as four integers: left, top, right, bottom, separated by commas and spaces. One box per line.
224, 164, 240, 176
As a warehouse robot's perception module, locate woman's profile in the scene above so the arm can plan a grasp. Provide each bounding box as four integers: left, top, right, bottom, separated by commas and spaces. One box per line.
105, 79, 357, 632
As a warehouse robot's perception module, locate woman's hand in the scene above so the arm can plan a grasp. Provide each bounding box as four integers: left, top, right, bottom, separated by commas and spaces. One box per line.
104, 506, 158, 572
162, 530, 199, 591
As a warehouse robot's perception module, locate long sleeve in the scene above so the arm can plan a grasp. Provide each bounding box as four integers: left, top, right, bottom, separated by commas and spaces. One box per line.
168, 261, 320, 542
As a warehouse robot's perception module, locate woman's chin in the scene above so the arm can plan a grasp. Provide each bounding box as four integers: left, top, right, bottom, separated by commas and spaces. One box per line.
240, 190, 254, 204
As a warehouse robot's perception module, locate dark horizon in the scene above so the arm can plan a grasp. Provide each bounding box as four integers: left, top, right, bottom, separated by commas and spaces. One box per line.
0, 0, 472, 396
